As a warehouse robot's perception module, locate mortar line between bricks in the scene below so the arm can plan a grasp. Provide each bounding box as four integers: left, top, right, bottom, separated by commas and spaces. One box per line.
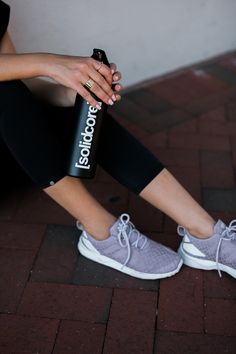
152, 289, 159, 354
25, 224, 50, 283
202, 271, 207, 335
101, 288, 114, 354
199, 150, 204, 204
11, 311, 110, 325
166, 128, 171, 148
51, 319, 62, 354
157, 328, 236, 337
13, 226, 49, 314
229, 135, 236, 184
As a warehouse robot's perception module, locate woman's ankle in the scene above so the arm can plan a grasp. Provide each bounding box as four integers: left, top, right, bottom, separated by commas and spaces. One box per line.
83, 215, 117, 241
188, 219, 216, 239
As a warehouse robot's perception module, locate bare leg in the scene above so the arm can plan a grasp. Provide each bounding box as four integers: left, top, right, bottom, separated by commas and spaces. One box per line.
44, 169, 215, 241
44, 176, 116, 240
140, 168, 215, 239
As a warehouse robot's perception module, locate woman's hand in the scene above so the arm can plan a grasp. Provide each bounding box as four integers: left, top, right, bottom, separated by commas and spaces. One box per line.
66, 61, 123, 106
110, 62, 122, 101
47, 54, 122, 109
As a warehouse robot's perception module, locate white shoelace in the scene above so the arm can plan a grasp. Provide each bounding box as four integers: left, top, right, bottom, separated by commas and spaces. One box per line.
117, 213, 147, 268
216, 219, 236, 277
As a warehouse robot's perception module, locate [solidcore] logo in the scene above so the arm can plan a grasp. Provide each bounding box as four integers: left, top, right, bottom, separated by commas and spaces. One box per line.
75, 101, 102, 170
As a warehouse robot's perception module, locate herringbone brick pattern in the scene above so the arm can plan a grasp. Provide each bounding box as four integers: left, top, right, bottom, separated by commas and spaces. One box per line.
1, 51, 236, 354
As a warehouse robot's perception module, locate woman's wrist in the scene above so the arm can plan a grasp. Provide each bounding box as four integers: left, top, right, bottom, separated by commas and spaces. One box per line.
37, 53, 57, 78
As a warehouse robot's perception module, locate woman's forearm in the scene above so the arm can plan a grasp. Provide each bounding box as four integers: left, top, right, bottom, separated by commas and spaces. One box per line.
0, 52, 76, 106
0, 53, 52, 81
0, 33, 120, 108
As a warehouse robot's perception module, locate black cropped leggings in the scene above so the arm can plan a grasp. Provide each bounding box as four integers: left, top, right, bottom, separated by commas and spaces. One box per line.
0, 80, 164, 195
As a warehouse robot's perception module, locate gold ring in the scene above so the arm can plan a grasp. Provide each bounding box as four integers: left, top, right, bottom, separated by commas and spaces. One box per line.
84, 78, 95, 90
96, 61, 103, 71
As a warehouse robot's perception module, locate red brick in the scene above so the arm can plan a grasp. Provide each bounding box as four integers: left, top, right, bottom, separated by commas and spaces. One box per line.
142, 108, 193, 133
103, 288, 157, 354
86, 181, 128, 206
96, 166, 119, 183
14, 186, 74, 225
184, 86, 236, 115
53, 320, 106, 354
18, 282, 112, 323
205, 298, 236, 335
143, 131, 168, 149
226, 101, 236, 121
219, 55, 236, 73
158, 267, 204, 333
84, 181, 129, 216
109, 108, 131, 127
149, 71, 227, 106
0, 222, 46, 249
155, 148, 199, 168
169, 118, 198, 134
126, 123, 149, 139
163, 215, 179, 234
204, 271, 236, 299
210, 211, 236, 225
191, 69, 229, 92
30, 224, 79, 283
128, 193, 163, 232
0, 248, 36, 313
198, 106, 226, 122
155, 331, 236, 354
0, 314, 58, 354
200, 151, 235, 188
111, 95, 155, 128
230, 138, 236, 168
0, 189, 24, 221
168, 166, 202, 203
169, 132, 230, 151
199, 117, 236, 136
73, 255, 159, 291
199, 119, 227, 135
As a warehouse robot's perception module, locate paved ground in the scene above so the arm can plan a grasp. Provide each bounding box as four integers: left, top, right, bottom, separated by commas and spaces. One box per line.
1, 51, 236, 354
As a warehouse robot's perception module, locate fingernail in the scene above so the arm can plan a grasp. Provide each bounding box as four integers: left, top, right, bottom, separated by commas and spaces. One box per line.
108, 99, 114, 106
111, 69, 115, 74
112, 94, 116, 101
96, 104, 102, 110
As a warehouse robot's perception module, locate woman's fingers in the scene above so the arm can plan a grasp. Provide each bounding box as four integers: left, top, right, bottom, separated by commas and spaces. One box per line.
110, 63, 122, 82
113, 83, 122, 92
85, 59, 122, 105
84, 77, 116, 106
89, 67, 115, 99
50, 55, 122, 108
91, 58, 113, 85
110, 63, 117, 73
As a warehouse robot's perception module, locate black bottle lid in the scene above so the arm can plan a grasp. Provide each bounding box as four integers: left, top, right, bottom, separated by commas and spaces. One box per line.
91, 48, 110, 67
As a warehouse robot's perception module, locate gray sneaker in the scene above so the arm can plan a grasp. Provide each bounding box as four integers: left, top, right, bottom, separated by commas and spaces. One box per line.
177, 219, 236, 278
77, 213, 183, 280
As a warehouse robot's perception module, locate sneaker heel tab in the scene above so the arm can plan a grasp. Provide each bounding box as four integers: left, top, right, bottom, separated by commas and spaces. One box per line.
177, 225, 186, 237
76, 220, 84, 231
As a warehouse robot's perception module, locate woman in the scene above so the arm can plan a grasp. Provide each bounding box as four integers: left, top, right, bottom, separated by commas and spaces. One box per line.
0, 0, 235, 280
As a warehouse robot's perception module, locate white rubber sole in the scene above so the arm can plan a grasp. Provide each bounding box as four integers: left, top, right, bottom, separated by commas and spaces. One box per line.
78, 237, 183, 280
178, 243, 236, 278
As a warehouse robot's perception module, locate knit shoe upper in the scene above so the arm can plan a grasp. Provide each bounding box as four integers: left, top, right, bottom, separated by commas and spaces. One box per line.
177, 219, 236, 278
77, 213, 183, 280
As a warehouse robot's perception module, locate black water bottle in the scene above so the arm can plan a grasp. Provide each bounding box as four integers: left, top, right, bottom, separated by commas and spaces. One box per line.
68, 48, 110, 178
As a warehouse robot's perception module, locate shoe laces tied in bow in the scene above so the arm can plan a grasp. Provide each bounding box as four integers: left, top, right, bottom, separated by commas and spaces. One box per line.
216, 219, 236, 277
117, 213, 147, 268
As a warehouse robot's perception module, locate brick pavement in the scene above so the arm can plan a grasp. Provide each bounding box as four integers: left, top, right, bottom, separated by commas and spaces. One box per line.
1, 51, 236, 353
